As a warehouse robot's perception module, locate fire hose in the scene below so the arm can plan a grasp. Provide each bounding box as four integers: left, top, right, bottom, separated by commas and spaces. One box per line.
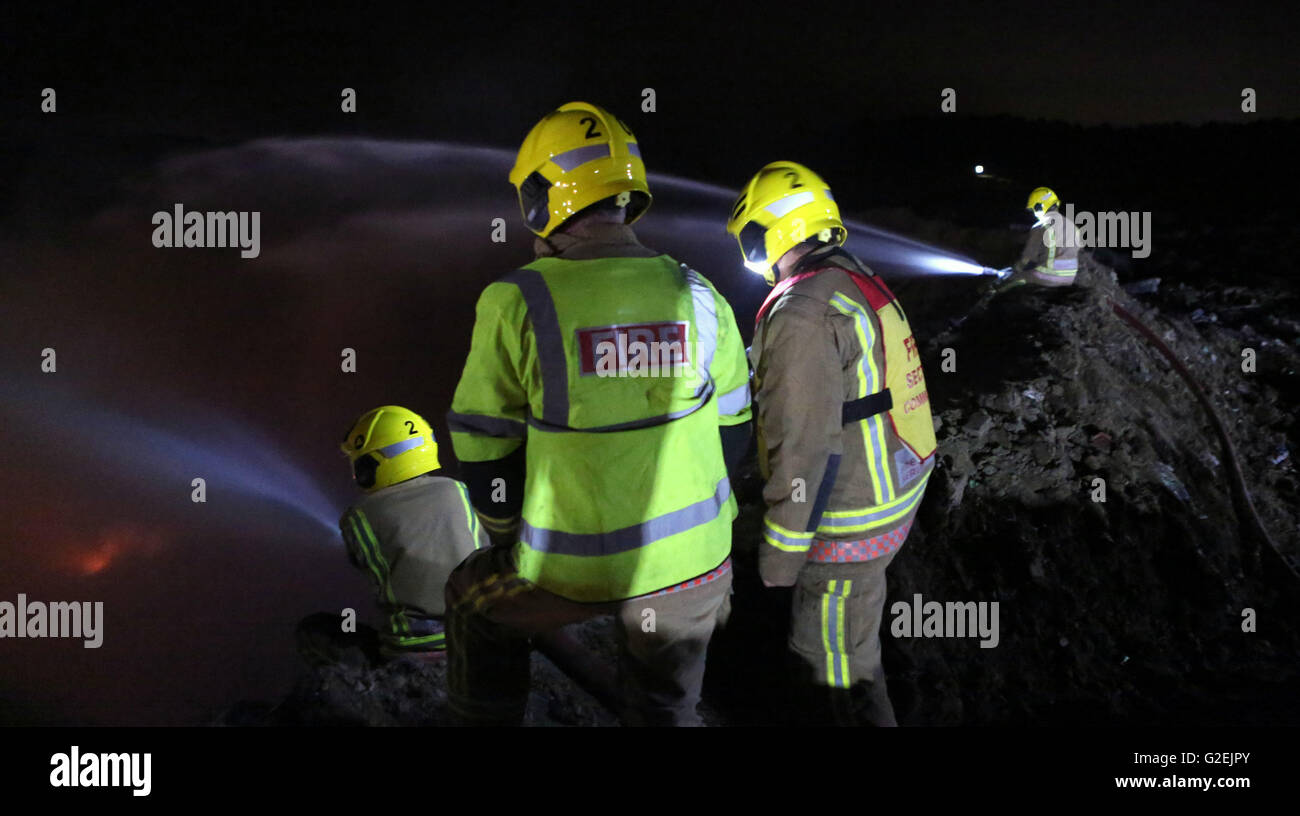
1109, 299, 1298, 581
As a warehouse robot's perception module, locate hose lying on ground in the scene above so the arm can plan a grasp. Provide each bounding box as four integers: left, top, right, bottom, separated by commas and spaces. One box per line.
1109, 298, 1298, 581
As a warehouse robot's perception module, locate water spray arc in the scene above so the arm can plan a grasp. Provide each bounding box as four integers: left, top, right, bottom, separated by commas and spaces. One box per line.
0, 378, 341, 538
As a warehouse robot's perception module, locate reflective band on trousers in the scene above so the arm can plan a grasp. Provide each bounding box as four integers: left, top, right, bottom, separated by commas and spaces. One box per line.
822, 579, 852, 688
520, 477, 731, 557
386, 631, 446, 651
505, 264, 722, 430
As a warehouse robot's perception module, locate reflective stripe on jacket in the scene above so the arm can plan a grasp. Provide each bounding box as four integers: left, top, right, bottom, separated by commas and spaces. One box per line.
340, 473, 486, 647
750, 251, 933, 586
1018, 215, 1079, 287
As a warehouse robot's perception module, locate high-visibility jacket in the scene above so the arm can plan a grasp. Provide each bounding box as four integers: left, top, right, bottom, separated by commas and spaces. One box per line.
1016, 214, 1079, 286
750, 246, 935, 586
448, 223, 752, 602
339, 473, 486, 651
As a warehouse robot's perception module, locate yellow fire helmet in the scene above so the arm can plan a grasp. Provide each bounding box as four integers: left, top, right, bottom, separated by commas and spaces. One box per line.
508, 101, 651, 238
340, 405, 440, 492
1026, 187, 1060, 222
726, 161, 847, 286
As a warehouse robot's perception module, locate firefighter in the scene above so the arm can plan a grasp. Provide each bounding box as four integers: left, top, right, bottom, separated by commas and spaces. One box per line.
445, 101, 753, 726
335, 405, 486, 660
990, 186, 1080, 294
726, 161, 937, 726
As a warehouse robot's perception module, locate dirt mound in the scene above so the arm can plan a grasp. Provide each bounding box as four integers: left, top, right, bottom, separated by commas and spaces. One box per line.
222, 628, 619, 727
243, 232, 1299, 727
867, 251, 1296, 724
716, 241, 1299, 725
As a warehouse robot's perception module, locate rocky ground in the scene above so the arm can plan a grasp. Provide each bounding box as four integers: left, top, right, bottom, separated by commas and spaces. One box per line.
870, 252, 1296, 725
231, 216, 1299, 727
222, 650, 616, 728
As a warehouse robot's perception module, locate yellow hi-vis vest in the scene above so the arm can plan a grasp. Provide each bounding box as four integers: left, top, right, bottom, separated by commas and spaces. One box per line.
449, 255, 752, 602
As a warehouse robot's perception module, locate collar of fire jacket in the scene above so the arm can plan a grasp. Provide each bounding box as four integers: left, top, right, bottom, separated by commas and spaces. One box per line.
789, 243, 865, 278
532, 221, 660, 261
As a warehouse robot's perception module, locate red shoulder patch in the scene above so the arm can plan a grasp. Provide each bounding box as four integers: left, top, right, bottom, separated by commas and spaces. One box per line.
845, 270, 896, 312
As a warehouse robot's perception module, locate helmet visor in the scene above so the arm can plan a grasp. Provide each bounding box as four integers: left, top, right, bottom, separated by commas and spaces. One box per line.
738, 221, 768, 264
519, 172, 553, 233
353, 454, 379, 489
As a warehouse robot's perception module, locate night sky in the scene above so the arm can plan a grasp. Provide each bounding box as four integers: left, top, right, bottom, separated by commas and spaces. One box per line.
6, 2, 1298, 150
1, 2, 1297, 725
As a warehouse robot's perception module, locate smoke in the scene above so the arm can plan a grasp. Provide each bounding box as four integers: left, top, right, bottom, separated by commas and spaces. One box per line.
86, 137, 987, 283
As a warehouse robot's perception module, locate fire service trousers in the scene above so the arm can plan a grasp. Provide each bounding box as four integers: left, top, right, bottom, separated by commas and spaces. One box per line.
446, 543, 731, 727
789, 549, 899, 726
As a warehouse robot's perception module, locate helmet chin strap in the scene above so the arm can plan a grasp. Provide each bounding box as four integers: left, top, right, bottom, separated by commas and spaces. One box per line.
538, 233, 562, 256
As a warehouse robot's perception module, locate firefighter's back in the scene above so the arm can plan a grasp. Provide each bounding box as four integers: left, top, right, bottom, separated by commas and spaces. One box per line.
509, 252, 736, 602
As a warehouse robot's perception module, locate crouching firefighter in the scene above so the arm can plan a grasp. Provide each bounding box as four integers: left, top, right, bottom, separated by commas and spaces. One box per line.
989, 186, 1079, 295
727, 162, 937, 726
335, 405, 487, 660
446, 101, 752, 726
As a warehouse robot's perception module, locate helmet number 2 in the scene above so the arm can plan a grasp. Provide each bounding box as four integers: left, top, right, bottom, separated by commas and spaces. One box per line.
580, 116, 602, 139
403, 420, 417, 435
784, 171, 803, 189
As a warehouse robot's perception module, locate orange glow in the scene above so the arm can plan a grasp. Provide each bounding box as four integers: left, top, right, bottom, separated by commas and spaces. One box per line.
78, 544, 119, 575
64, 524, 168, 575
